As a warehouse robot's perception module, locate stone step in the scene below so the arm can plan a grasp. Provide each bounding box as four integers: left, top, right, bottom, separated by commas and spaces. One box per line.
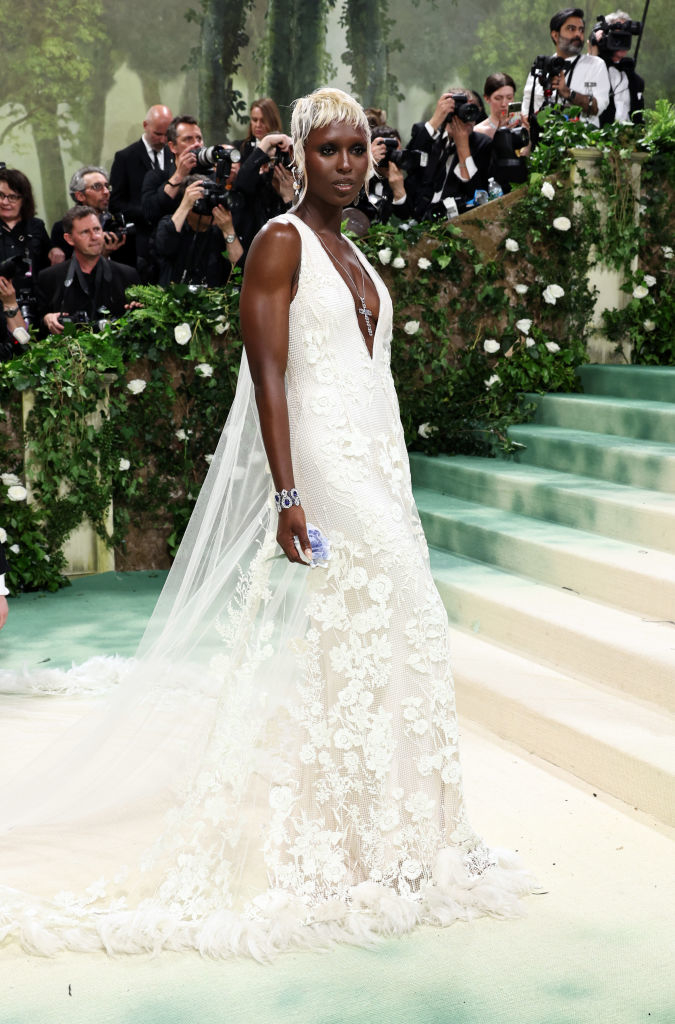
450, 628, 675, 829
578, 365, 675, 403
410, 454, 675, 554
415, 489, 675, 620
526, 392, 675, 443
507, 425, 675, 493
428, 547, 675, 714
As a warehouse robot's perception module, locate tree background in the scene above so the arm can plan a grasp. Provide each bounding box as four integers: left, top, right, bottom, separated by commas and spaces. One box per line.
0, 0, 672, 225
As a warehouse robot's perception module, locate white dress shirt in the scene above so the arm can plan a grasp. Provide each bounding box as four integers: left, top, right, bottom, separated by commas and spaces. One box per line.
522, 53, 611, 127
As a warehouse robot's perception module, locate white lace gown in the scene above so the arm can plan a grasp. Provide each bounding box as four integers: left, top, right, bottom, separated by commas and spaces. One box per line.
0, 214, 530, 958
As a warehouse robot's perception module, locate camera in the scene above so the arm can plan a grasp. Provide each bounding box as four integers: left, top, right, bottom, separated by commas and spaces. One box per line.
263, 145, 293, 173
0, 254, 31, 281
443, 93, 483, 126
192, 145, 241, 178
59, 308, 110, 332
531, 54, 568, 93
104, 211, 135, 240
591, 15, 641, 57
192, 179, 231, 215
493, 124, 531, 170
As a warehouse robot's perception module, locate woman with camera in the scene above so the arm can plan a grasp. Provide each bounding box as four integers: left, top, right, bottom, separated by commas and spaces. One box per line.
231, 130, 295, 252
475, 74, 532, 156
0, 168, 58, 349
154, 174, 244, 287
237, 97, 285, 164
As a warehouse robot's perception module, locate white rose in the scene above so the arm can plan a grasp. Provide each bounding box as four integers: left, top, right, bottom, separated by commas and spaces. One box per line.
9, 544, 20, 554
483, 339, 500, 354
553, 216, 571, 231
541, 181, 555, 200
204, 453, 214, 464
214, 321, 228, 335
7, 485, 27, 501
525, 336, 536, 348
543, 284, 564, 305
175, 428, 187, 441
127, 379, 147, 394
632, 285, 648, 299
417, 257, 431, 270
662, 246, 673, 260
392, 256, 406, 269
118, 458, 130, 471
516, 318, 532, 334
417, 423, 438, 439
0, 527, 6, 543
514, 284, 529, 295
195, 363, 214, 377
174, 323, 192, 346
378, 247, 392, 265
1, 473, 20, 486
403, 320, 420, 335
545, 341, 560, 353
485, 374, 500, 388
643, 320, 656, 332
643, 274, 656, 288
505, 238, 519, 252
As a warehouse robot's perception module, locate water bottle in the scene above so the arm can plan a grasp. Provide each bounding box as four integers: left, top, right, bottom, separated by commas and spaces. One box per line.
473, 189, 489, 206
488, 177, 504, 200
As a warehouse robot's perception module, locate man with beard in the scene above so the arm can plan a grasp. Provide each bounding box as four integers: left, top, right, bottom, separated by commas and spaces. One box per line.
522, 8, 610, 126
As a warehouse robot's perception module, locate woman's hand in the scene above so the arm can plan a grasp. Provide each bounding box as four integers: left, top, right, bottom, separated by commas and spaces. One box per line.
179, 180, 205, 213
276, 505, 312, 565
259, 133, 293, 156
272, 164, 295, 204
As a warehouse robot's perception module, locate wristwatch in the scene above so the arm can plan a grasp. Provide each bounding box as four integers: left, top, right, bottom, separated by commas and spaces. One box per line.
569, 90, 578, 104
224, 233, 236, 244
3, 306, 19, 318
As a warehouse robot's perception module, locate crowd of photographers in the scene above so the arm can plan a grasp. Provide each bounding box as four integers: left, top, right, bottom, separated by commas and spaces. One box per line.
0, 7, 646, 359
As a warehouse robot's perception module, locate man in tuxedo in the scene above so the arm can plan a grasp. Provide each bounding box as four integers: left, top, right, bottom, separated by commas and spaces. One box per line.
37, 207, 139, 335
405, 91, 493, 222
110, 104, 173, 280
522, 8, 610, 126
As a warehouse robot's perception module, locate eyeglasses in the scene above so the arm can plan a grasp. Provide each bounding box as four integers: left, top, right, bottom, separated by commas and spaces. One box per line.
84, 182, 111, 192
0, 192, 21, 203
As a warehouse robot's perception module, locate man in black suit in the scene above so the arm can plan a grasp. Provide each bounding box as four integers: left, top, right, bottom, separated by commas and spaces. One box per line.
110, 104, 173, 280
37, 206, 139, 335
141, 115, 204, 230
405, 90, 493, 222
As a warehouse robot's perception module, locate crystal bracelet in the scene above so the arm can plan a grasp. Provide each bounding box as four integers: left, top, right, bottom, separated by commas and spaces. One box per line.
274, 488, 301, 513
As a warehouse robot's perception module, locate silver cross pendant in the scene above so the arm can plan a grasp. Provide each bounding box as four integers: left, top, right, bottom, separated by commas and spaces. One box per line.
358, 305, 374, 336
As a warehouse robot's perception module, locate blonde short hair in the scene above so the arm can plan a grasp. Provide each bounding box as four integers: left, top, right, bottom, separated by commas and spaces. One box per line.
291, 87, 374, 204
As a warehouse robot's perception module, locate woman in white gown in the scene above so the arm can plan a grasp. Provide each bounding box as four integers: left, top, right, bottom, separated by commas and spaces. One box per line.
0, 88, 530, 958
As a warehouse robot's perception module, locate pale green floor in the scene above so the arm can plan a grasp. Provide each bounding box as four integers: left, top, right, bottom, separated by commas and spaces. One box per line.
1, 573, 673, 1024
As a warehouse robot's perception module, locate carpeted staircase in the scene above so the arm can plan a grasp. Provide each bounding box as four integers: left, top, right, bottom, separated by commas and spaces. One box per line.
411, 365, 675, 829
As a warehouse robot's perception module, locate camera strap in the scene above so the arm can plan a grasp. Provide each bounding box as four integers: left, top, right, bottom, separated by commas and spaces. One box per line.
562, 55, 581, 93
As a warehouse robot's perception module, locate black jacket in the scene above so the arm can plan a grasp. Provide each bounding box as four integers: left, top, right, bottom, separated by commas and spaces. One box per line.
405, 121, 494, 220
0, 216, 51, 328
36, 257, 140, 330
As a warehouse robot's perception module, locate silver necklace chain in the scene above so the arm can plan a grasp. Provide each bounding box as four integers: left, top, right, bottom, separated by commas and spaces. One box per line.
313, 231, 374, 337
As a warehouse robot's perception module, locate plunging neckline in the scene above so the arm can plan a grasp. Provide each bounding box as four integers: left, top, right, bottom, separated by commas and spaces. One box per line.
289, 214, 381, 361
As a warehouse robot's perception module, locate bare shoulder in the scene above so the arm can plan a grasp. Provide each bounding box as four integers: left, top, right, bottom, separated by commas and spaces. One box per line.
243, 218, 301, 289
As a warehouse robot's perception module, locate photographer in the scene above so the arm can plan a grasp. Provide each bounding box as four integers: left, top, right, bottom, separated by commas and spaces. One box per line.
522, 8, 610, 127
235, 98, 284, 164
349, 127, 411, 227
0, 274, 29, 361
50, 167, 128, 264
589, 11, 645, 124
0, 168, 57, 332
155, 174, 243, 287
475, 73, 531, 192
231, 131, 294, 253
405, 89, 493, 222
141, 116, 204, 228
37, 207, 139, 335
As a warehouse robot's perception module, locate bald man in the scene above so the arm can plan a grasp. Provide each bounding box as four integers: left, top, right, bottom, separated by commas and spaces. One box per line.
109, 104, 173, 280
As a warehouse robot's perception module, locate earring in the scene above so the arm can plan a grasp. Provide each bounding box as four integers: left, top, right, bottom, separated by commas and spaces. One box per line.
292, 165, 303, 196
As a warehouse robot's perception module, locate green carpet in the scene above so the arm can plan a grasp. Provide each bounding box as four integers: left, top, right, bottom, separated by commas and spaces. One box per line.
2, 570, 168, 670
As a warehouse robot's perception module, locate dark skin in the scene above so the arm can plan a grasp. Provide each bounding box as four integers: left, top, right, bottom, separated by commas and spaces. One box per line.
240, 119, 379, 565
